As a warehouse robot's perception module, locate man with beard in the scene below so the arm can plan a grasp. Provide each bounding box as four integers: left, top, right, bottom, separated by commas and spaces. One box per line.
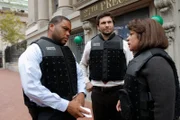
18, 16, 89, 120
80, 12, 133, 120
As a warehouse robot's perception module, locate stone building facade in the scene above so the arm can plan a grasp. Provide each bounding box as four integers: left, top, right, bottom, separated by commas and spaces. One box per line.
0, 0, 28, 69
26, 0, 180, 76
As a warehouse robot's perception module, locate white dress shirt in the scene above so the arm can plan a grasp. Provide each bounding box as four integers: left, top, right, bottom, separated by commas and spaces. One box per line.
80, 39, 133, 87
18, 43, 86, 112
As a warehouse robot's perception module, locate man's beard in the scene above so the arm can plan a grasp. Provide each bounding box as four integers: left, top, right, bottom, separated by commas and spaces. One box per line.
102, 31, 112, 36
52, 35, 65, 46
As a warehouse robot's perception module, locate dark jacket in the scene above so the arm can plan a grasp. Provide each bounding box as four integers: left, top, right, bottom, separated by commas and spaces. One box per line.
122, 48, 176, 120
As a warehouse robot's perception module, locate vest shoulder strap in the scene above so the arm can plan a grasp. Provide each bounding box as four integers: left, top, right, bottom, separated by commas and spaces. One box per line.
91, 34, 123, 50
35, 39, 65, 57
126, 48, 171, 76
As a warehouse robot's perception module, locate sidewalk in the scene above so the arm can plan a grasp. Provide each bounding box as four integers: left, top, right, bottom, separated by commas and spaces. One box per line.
0, 69, 31, 120
0, 69, 93, 120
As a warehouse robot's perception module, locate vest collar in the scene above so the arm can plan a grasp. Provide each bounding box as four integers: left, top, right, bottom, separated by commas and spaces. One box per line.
40, 36, 64, 46
99, 32, 116, 41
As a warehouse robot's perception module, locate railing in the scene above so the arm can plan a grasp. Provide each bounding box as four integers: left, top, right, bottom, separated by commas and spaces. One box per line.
5, 40, 27, 63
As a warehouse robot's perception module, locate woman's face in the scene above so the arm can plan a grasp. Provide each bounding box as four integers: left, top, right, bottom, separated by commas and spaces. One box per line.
127, 30, 140, 53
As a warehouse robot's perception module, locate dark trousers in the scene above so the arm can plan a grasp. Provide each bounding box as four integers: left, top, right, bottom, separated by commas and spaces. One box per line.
91, 86, 123, 120
28, 107, 76, 120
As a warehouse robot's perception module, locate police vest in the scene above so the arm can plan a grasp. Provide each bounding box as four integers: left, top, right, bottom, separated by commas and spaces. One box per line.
24, 38, 78, 109
37, 38, 77, 100
124, 48, 180, 120
89, 34, 126, 82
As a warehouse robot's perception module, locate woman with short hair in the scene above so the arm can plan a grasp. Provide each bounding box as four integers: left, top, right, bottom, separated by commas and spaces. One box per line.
116, 18, 179, 120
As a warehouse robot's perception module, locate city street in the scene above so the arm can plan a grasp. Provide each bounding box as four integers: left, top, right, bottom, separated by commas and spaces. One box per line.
0, 69, 92, 120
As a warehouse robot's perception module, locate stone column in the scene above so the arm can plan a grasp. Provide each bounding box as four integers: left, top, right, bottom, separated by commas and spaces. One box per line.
27, 0, 38, 28
154, 0, 180, 76
38, 0, 49, 29
82, 21, 97, 44
53, 0, 73, 16
72, 0, 78, 5
49, 0, 54, 20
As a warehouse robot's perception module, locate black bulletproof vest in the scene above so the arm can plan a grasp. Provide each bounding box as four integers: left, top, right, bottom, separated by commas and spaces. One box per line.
36, 38, 78, 101
89, 34, 126, 82
124, 48, 180, 120
23, 38, 78, 119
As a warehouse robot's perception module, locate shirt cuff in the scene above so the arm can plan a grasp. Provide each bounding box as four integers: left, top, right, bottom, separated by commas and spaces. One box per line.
73, 92, 86, 98
78, 88, 86, 94
57, 99, 69, 112
85, 77, 90, 84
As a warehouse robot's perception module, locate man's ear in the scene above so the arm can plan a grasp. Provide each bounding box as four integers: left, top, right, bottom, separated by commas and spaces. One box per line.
97, 25, 100, 31
49, 23, 55, 31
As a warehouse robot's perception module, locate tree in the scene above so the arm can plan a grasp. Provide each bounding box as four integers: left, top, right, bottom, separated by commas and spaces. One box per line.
0, 0, 16, 4
0, 11, 25, 44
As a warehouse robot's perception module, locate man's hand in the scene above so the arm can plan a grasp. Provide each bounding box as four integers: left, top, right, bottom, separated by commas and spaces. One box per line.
66, 100, 90, 118
73, 92, 85, 106
86, 82, 93, 92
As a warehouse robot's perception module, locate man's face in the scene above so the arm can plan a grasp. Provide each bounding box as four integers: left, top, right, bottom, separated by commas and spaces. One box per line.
97, 16, 114, 36
50, 19, 71, 45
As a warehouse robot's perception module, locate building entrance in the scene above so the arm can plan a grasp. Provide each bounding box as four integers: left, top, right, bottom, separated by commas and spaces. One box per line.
115, 7, 149, 39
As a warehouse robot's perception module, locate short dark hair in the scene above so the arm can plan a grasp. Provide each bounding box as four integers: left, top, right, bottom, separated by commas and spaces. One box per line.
96, 12, 115, 26
128, 18, 168, 51
48, 16, 70, 30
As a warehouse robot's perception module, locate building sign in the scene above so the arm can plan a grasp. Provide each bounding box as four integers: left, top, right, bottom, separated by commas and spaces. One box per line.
80, 0, 139, 21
